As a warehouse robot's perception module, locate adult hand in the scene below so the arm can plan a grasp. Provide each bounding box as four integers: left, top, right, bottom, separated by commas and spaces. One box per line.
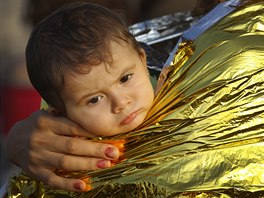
6, 110, 120, 192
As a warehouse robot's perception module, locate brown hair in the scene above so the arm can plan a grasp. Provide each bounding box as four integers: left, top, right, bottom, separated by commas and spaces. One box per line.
26, 2, 141, 114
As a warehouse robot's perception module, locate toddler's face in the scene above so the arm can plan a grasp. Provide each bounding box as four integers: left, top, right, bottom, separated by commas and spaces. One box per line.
60, 41, 154, 136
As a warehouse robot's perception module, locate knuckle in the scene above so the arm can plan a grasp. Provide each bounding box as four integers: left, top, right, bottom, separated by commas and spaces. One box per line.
28, 134, 39, 148
95, 143, 105, 157
65, 139, 78, 154
45, 175, 57, 186
27, 164, 36, 176
68, 125, 79, 136
27, 151, 36, 164
64, 182, 75, 191
59, 155, 70, 170
88, 159, 98, 171
29, 133, 46, 149
35, 114, 47, 129
28, 135, 36, 149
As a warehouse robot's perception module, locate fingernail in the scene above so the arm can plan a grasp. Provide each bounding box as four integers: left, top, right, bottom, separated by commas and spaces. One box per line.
97, 159, 110, 168
74, 182, 85, 191
105, 147, 119, 159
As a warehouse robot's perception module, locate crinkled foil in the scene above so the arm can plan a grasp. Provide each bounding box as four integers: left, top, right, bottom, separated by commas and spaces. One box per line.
7, 1, 264, 197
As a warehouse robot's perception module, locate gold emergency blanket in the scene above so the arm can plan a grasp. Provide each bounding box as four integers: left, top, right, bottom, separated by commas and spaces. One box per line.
8, 1, 264, 197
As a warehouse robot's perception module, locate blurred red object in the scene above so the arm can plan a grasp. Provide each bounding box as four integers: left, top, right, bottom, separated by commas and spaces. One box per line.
1, 87, 41, 134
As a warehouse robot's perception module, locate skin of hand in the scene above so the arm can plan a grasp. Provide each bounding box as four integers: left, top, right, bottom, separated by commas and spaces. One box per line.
6, 110, 120, 192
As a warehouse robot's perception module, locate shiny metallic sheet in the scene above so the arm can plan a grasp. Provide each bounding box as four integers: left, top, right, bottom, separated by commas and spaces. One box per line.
7, 1, 264, 197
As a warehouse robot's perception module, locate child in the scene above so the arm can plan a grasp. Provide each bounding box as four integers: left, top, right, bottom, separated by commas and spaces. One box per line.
26, 2, 155, 138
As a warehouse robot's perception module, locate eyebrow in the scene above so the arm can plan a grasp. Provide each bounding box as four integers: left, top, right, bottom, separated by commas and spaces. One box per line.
77, 64, 136, 105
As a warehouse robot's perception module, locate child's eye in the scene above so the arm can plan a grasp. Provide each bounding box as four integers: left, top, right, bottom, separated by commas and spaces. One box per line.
120, 74, 133, 84
88, 96, 103, 105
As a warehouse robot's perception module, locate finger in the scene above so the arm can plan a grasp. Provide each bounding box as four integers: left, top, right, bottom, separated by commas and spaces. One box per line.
38, 110, 96, 138
48, 153, 112, 171
51, 117, 96, 138
49, 137, 120, 159
37, 169, 88, 192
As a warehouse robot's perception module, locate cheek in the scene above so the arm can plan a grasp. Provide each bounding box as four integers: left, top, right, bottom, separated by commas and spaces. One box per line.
78, 112, 113, 136
65, 106, 92, 126
147, 87, 155, 105
68, 106, 110, 130
137, 78, 154, 101
144, 79, 155, 102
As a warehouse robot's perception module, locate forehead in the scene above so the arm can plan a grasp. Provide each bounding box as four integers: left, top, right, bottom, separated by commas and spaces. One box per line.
70, 39, 139, 73
63, 40, 140, 86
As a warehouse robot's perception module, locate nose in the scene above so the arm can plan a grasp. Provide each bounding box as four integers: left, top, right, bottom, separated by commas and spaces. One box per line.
112, 91, 130, 114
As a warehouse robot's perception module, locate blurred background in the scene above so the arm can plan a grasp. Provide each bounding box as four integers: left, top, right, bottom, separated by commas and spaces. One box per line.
0, 0, 220, 187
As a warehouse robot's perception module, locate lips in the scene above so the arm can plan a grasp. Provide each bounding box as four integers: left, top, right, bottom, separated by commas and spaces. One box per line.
120, 109, 140, 125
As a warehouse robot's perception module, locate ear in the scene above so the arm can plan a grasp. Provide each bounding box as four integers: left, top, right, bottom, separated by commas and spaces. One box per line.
47, 106, 61, 116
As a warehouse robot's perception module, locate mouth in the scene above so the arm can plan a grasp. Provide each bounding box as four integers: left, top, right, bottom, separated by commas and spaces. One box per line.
120, 109, 141, 125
